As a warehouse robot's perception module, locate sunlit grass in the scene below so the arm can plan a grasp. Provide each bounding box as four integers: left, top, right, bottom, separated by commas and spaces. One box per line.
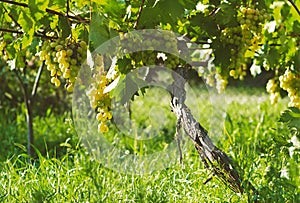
0, 86, 298, 202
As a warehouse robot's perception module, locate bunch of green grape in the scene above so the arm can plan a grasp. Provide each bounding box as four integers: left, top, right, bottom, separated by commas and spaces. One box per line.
221, 7, 270, 80
40, 38, 87, 92
266, 78, 280, 105
0, 41, 8, 61
118, 31, 181, 72
86, 73, 112, 133
221, 26, 248, 80
279, 69, 300, 108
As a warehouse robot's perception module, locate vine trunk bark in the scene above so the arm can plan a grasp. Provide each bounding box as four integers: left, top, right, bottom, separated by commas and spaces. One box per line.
168, 67, 244, 194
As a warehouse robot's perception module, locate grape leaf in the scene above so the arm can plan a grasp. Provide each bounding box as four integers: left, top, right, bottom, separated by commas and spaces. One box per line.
280, 107, 300, 135
117, 57, 132, 74
292, 49, 300, 73
211, 40, 230, 69
113, 74, 147, 105
90, 12, 110, 49
215, 3, 238, 27
138, 7, 161, 28
139, 0, 185, 28
190, 13, 219, 37
155, 0, 185, 22
28, 0, 50, 21
18, 11, 35, 48
267, 47, 280, 68
48, 0, 66, 10
58, 15, 71, 38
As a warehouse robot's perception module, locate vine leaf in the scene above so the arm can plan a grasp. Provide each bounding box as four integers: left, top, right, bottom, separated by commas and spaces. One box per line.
28, 0, 50, 21
138, 0, 184, 28
113, 73, 147, 105
279, 107, 300, 135
90, 12, 110, 49
18, 11, 35, 48
190, 13, 219, 37
215, 3, 238, 27
58, 15, 71, 38
48, 0, 66, 9
293, 51, 300, 72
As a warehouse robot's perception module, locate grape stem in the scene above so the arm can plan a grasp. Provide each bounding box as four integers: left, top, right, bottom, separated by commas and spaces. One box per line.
288, 0, 300, 16
133, 0, 146, 29
0, 0, 89, 24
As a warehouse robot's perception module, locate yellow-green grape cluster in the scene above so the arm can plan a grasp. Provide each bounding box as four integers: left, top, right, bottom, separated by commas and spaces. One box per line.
266, 78, 280, 105
221, 26, 248, 80
239, 7, 270, 36
221, 7, 270, 80
205, 73, 215, 87
40, 38, 87, 92
279, 70, 300, 108
87, 74, 112, 133
0, 41, 9, 61
204, 72, 228, 93
160, 32, 181, 68
215, 73, 228, 93
238, 7, 270, 52
0, 39, 12, 61
119, 31, 180, 70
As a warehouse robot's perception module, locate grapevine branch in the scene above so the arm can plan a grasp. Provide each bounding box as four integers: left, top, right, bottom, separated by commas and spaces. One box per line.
133, 0, 146, 29
0, 0, 90, 24
0, 27, 57, 39
288, 0, 300, 16
0, 28, 23, 35
2, 4, 21, 28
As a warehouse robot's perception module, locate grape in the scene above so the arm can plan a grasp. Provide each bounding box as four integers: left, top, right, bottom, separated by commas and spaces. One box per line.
54, 78, 61, 87
270, 92, 280, 105
215, 73, 228, 93
279, 69, 300, 108
119, 30, 181, 69
219, 6, 270, 81
87, 71, 113, 133
39, 37, 87, 92
266, 78, 281, 105
209, 6, 271, 93
66, 83, 74, 92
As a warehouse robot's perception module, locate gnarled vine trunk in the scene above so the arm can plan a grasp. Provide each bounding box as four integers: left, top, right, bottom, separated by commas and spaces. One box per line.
168, 67, 244, 194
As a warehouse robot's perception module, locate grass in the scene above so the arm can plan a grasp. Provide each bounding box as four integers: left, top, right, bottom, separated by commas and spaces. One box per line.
0, 86, 299, 202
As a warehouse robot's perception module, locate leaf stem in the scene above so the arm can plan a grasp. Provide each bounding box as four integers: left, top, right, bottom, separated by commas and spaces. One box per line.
288, 0, 300, 16
134, 0, 146, 29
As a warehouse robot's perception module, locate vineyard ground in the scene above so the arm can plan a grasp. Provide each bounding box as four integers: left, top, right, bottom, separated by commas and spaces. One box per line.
0, 86, 298, 202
